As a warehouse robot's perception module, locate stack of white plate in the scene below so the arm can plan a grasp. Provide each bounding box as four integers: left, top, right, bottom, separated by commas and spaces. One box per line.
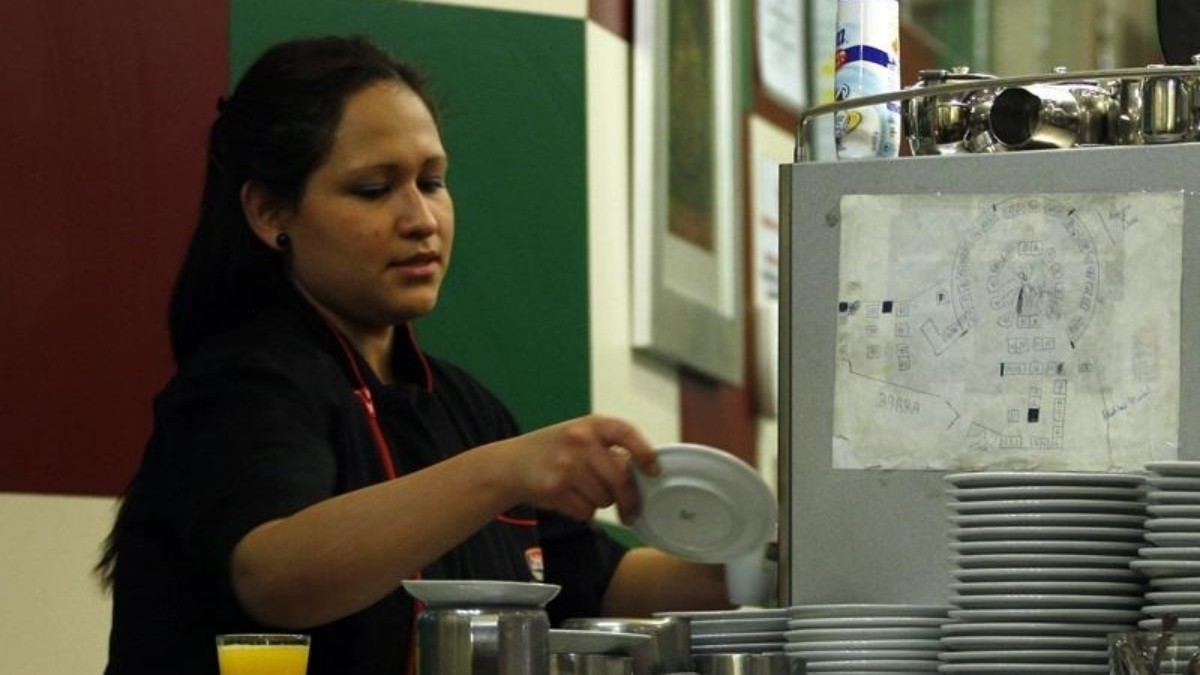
1134, 461, 1200, 631
784, 604, 950, 674
656, 607, 790, 656
943, 471, 1148, 674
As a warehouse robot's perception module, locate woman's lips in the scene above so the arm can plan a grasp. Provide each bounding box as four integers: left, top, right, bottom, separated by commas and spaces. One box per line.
392, 252, 440, 277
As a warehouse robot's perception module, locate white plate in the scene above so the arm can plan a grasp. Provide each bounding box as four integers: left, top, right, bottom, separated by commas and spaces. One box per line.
951, 540, 1142, 556
1147, 461, 1200, 477
692, 631, 785, 646
951, 580, 1145, 596
1145, 590, 1200, 604
785, 627, 946, 642
1151, 576, 1200, 591
945, 472, 1145, 488
1138, 547, 1200, 560
948, 485, 1143, 501
630, 443, 776, 563
952, 553, 1134, 569
950, 499, 1146, 515
952, 566, 1140, 583
548, 629, 649, 654
784, 639, 943, 652
950, 513, 1145, 528
953, 525, 1146, 542
1132, 514, 1200, 530
691, 642, 783, 654
940, 621, 1135, 636
802, 660, 941, 673
1147, 490, 1200, 504
1139, 617, 1200, 630
786, 649, 938, 661
788, 604, 950, 619
1148, 477, 1200, 491
938, 650, 1107, 664
690, 617, 790, 634
939, 635, 1108, 651
947, 608, 1144, 623
1131, 560, 1200, 578
1148, 505, 1200, 518
1146, 532, 1200, 547
401, 579, 560, 607
949, 593, 1144, 610
788, 617, 948, 629
1143, 604, 1200, 617
936, 658, 1104, 667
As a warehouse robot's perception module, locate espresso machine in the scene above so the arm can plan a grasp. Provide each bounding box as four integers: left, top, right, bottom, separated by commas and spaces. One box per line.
778, 61, 1200, 606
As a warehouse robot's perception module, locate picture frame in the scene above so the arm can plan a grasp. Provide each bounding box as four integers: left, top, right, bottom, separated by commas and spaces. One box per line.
631, 0, 744, 385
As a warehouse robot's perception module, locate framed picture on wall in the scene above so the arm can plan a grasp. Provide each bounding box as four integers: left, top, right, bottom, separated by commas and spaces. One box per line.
631, 0, 744, 385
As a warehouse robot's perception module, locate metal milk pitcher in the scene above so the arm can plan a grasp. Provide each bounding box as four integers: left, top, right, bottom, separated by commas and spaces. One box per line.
416, 604, 550, 675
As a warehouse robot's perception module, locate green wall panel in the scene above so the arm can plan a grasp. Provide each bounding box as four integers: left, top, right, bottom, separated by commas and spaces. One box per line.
230, 0, 590, 432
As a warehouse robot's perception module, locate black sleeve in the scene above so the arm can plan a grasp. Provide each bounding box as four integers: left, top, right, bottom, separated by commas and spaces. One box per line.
539, 510, 630, 625
1158, 0, 1200, 63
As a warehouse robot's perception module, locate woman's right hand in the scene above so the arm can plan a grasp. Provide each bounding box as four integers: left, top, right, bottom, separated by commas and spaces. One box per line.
494, 415, 659, 523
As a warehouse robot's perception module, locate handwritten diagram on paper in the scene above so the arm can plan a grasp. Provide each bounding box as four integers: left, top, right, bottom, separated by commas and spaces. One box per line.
832, 192, 1182, 472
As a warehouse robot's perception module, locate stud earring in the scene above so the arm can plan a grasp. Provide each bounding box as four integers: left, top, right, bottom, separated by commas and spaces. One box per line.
275, 232, 291, 250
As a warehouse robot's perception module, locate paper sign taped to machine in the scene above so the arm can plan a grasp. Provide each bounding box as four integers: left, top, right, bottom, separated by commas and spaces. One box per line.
832, 192, 1182, 472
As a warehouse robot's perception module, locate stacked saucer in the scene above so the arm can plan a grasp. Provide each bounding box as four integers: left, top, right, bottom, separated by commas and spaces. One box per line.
785, 604, 950, 674
656, 607, 789, 656
1133, 461, 1200, 631
942, 471, 1148, 674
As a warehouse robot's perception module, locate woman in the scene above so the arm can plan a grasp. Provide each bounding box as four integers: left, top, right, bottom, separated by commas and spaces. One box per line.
99, 35, 730, 675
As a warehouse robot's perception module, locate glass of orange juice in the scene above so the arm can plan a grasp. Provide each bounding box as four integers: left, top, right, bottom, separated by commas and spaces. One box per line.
215, 633, 310, 675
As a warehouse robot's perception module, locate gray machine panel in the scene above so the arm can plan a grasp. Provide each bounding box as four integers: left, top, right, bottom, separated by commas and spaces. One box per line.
780, 143, 1200, 605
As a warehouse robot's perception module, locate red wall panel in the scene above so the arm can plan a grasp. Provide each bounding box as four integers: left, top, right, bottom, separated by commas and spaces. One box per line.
0, 1, 228, 495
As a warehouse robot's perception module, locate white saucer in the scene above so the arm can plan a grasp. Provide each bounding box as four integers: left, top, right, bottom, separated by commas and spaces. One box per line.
938, 650, 1107, 664
802, 659, 941, 673
1145, 590, 1200, 604
939, 635, 1107, 651
1146, 532, 1200, 547
1147, 461, 1200, 477
786, 649, 938, 661
1147, 490, 1200, 505
548, 629, 649, 654
788, 617, 948, 629
1131, 559, 1200, 578
947, 485, 1143, 501
953, 525, 1146, 542
950, 512, 1145, 528
1148, 477, 1200, 491
945, 472, 1145, 488
947, 607, 1144, 623
937, 666, 1107, 675
951, 540, 1141, 556
952, 553, 1135, 569
939, 621, 1135, 636
1150, 576, 1200, 591
630, 443, 776, 563
951, 580, 1145, 596
952, 566, 1140, 583
1148, 505, 1200, 518
950, 593, 1144, 610
784, 639, 942, 652
401, 579, 560, 607
1138, 546, 1200, 560
950, 499, 1146, 515
784, 627, 945, 642
788, 604, 950, 619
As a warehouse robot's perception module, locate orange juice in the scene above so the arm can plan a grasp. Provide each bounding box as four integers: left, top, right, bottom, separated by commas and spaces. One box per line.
216, 637, 309, 675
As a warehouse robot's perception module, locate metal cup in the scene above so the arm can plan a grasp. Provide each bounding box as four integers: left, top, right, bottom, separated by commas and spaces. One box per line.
561, 618, 692, 675
417, 605, 550, 675
1142, 65, 1192, 143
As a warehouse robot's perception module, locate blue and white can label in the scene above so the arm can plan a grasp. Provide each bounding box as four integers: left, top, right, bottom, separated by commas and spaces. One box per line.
834, 0, 901, 159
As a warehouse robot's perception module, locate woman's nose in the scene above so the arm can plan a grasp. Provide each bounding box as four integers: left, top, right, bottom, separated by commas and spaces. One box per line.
395, 184, 438, 236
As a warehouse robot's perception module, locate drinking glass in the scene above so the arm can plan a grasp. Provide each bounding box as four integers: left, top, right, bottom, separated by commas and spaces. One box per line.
216, 633, 310, 675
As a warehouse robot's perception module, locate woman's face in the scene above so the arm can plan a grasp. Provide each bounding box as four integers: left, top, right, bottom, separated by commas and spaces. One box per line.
281, 81, 453, 333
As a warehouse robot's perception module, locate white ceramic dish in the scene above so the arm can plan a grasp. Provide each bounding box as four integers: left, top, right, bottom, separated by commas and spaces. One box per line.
548, 629, 649, 654
950, 580, 1145, 596
1137, 546, 1200, 560
951, 553, 1134, 569
1148, 477, 1200, 491
1150, 576, 1200, 590
802, 658, 941, 673
1131, 559, 1200, 578
1145, 590, 1200, 604
944, 472, 1145, 488
947, 607, 1144, 623
1148, 504, 1200, 518
787, 617, 948, 629
937, 649, 1107, 664
939, 634, 1107, 651
783, 649, 937, 661
950, 512, 1146, 528
949, 593, 1143, 610
950, 499, 1146, 515
1143, 603, 1200, 617
1145, 532, 1200, 547
1138, 617, 1200, 630
1147, 461, 1200, 477
784, 627, 946, 642
788, 604, 950, 619
401, 579, 560, 607
783, 639, 942, 652
939, 621, 1135, 636
952, 566, 1140, 583
953, 525, 1146, 542
936, 665, 1107, 675
630, 443, 776, 563
947, 485, 1142, 501
1146, 490, 1200, 504
950, 539, 1141, 556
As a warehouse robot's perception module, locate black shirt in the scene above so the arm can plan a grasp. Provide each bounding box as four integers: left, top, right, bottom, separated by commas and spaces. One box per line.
104, 290, 627, 675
